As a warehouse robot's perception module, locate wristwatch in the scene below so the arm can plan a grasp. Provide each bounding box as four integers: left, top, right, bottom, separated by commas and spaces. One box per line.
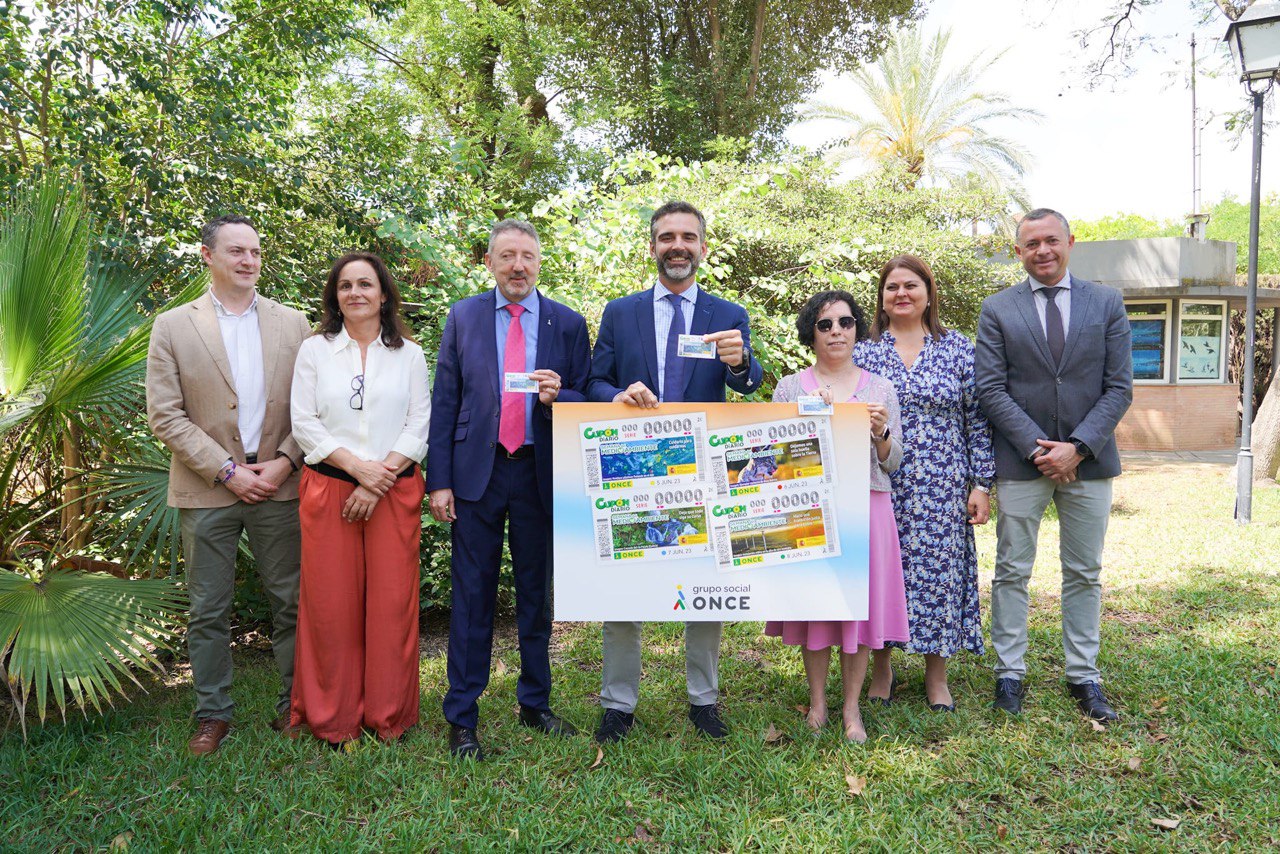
1069, 439, 1092, 459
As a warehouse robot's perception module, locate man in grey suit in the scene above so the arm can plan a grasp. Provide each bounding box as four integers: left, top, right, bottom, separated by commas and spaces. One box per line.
975, 208, 1133, 723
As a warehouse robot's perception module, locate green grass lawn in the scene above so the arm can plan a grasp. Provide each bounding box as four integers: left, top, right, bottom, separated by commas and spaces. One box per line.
3, 461, 1279, 850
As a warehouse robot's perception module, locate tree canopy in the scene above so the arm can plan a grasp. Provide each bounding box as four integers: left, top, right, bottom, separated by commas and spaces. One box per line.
1073, 195, 1280, 274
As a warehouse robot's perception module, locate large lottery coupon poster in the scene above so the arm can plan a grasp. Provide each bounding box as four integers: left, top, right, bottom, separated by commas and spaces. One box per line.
553, 403, 870, 621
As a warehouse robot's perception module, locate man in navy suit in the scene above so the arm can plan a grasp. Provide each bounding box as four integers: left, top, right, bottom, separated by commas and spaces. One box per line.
428, 219, 591, 759
587, 200, 763, 743
975, 208, 1132, 723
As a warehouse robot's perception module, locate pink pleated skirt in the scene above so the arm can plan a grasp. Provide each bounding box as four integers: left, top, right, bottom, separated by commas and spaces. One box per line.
764, 490, 909, 653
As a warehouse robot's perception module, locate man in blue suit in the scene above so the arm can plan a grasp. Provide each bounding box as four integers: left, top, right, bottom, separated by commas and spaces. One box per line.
975, 208, 1132, 724
428, 219, 591, 759
587, 200, 763, 743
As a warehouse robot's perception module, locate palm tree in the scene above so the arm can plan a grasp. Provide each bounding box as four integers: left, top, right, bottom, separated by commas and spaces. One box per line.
806, 28, 1041, 201
0, 176, 198, 733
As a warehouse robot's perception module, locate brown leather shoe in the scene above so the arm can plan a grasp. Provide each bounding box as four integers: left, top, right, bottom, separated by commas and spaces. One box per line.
269, 712, 304, 738
188, 719, 231, 756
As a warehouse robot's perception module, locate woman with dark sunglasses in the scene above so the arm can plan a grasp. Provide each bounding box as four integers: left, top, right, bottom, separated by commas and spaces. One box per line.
764, 290, 909, 743
288, 251, 430, 748
852, 254, 995, 713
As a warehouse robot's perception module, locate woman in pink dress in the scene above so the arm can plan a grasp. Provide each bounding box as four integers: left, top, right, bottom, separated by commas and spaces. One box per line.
765, 290, 909, 743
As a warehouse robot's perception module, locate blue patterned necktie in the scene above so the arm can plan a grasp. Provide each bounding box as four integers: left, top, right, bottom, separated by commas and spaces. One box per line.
662, 292, 685, 403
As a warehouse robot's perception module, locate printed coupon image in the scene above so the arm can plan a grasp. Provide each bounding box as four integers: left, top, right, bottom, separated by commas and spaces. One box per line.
580, 413, 709, 493
708, 487, 841, 572
708, 417, 836, 498
592, 487, 712, 564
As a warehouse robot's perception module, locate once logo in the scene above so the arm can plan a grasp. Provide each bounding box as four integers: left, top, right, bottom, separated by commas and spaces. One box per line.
594, 497, 630, 510
583, 426, 619, 440
712, 504, 746, 517
708, 433, 743, 447
689, 593, 751, 611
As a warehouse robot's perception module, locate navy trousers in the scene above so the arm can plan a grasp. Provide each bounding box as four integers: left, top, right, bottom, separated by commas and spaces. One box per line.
443, 452, 552, 729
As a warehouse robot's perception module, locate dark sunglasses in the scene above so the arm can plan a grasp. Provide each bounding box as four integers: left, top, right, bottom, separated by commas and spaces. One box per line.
350, 374, 365, 411
815, 316, 857, 333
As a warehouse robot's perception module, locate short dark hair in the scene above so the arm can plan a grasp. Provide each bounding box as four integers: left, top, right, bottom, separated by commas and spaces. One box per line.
796, 290, 868, 350
201, 215, 257, 250
317, 251, 409, 349
871, 254, 947, 340
649, 201, 706, 242
1016, 208, 1071, 242
488, 219, 540, 254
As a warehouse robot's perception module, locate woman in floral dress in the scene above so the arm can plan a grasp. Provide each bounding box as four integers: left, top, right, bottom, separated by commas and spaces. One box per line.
853, 254, 995, 711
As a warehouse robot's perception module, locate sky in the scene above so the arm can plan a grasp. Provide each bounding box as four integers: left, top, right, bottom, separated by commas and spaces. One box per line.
786, 0, 1280, 223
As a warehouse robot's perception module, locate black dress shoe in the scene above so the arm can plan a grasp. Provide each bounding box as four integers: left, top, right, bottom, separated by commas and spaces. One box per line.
1068, 681, 1119, 723
519, 705, 578, 736
688, 703, 729, 739
928, 702, 956, 713
993, 678, 1025, 715
448, 724, 484, 760
595, 709, 635, 743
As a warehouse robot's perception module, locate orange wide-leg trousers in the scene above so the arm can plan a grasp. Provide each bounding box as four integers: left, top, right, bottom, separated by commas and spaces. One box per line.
290, 467, 424, 742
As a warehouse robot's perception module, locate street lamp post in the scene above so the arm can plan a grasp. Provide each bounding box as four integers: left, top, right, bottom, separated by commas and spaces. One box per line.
1223, 2, 1280, 524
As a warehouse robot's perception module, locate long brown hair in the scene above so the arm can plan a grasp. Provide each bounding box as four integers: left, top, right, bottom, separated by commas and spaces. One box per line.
318, 251, 409, 348
871, 253, 947, 341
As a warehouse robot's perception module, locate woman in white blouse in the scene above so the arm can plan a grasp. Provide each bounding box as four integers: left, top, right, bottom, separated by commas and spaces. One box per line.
288, 252, 430, 747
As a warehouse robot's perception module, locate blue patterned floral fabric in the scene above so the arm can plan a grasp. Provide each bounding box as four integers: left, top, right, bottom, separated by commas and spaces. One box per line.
853, 330, 995, 657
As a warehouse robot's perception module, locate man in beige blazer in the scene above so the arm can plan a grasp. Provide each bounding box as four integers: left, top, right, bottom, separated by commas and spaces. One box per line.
147, 215, 312, 755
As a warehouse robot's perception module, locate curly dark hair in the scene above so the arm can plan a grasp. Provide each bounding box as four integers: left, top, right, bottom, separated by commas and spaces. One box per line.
796, 290, 868, 350
317, 252, 409, 349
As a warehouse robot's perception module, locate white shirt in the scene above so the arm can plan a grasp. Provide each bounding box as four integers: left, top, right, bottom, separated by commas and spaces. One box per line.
291, 328, 431, 466
653, 280, 698, 401
1029, 270, 1073, 338
210, 291, 265, 456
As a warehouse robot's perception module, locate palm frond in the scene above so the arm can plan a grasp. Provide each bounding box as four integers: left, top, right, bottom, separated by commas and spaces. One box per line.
92, 440, 183, 577
0, 178, 90, 397
0, 568, 187, 725
800, 25, 1040, 201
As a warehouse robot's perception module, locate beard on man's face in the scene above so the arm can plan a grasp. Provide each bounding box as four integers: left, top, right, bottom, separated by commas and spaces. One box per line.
657, 249, 698, 281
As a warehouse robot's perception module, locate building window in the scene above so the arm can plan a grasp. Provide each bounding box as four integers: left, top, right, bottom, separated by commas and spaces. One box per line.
1126, 301, 1171, 383
1177, 301, 1227, 382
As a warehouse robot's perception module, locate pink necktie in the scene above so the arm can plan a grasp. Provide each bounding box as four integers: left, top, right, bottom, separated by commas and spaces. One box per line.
499, 304, 526, 454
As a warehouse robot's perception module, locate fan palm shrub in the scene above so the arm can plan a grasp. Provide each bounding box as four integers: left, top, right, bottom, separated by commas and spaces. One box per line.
0, 176, 199, 734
